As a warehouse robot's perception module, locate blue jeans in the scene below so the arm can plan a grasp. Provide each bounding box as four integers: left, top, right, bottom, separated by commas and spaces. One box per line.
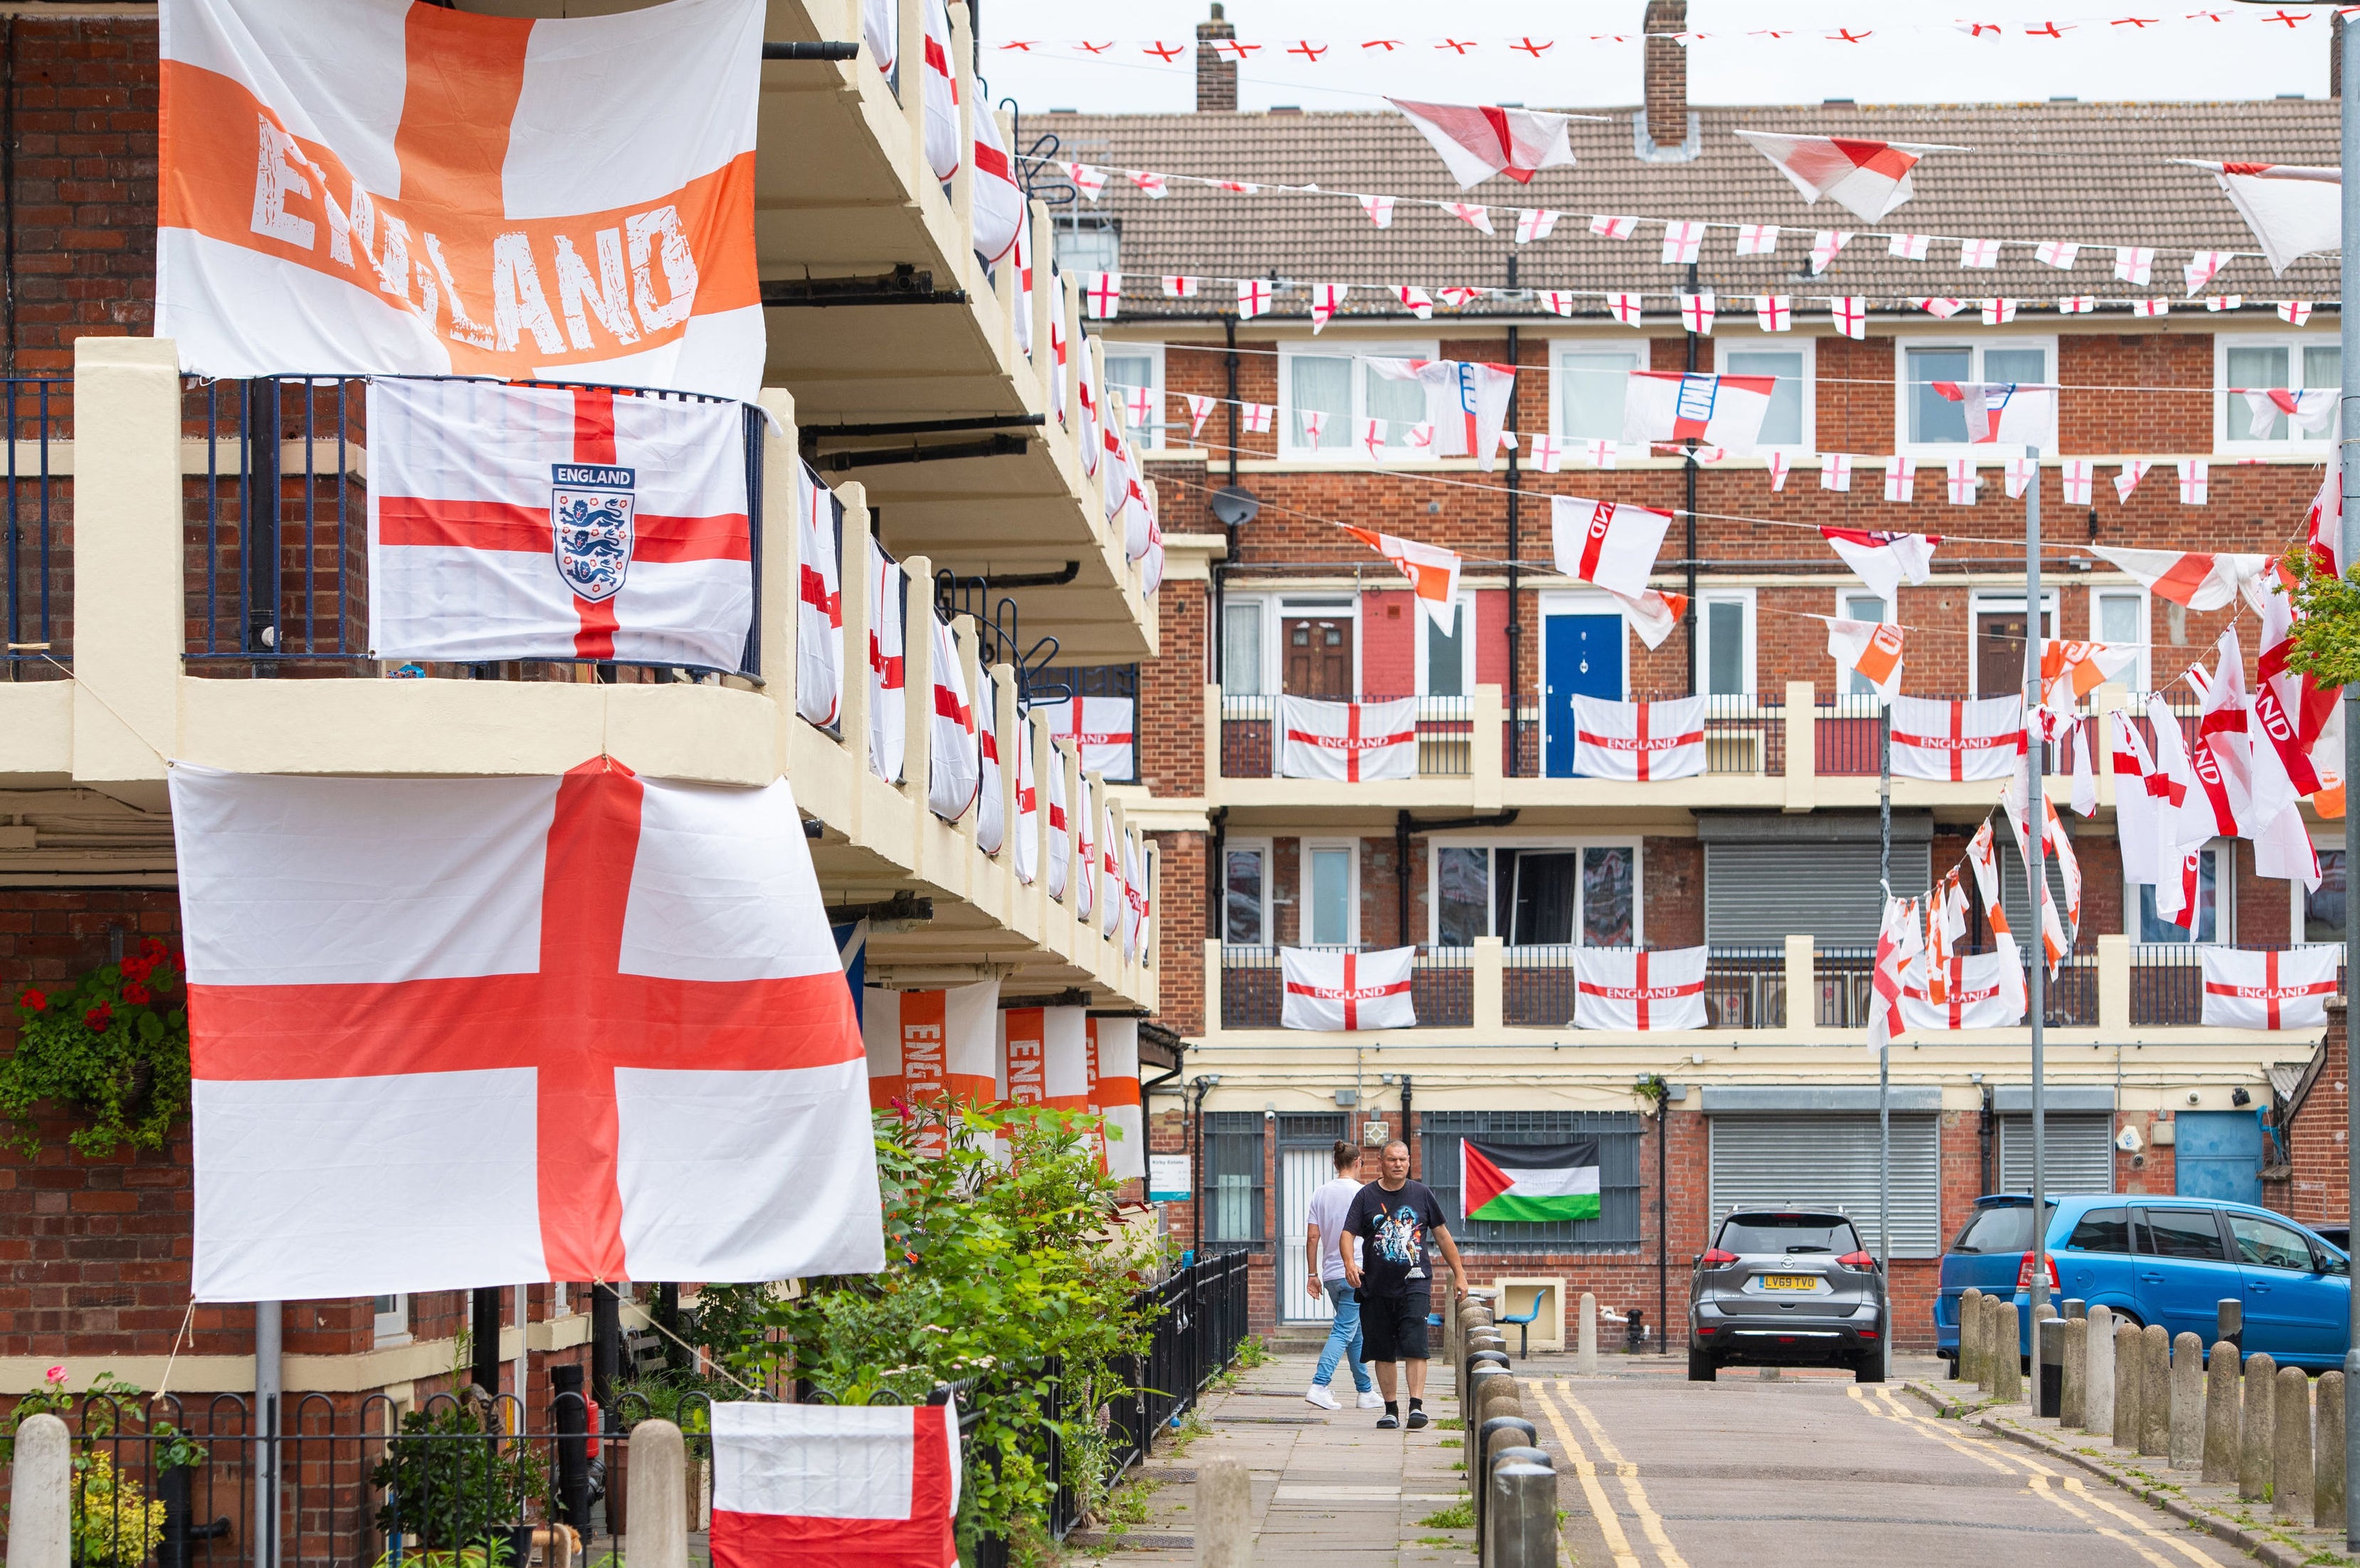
1313, 1280, 1371, 1391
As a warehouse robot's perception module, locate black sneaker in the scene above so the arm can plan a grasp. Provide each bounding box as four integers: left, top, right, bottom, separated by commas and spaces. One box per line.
1406, 1408, 1430, 1430
1376, 1412, 1400, 1429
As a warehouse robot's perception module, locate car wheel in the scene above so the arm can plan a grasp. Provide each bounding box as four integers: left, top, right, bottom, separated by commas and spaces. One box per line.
1687, 1347, 1718, 1382
1853, 1350, 1887, 1384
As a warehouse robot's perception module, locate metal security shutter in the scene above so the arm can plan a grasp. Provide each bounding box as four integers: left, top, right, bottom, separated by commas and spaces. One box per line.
1998, 1114, 2114, 1196
1705, 843, 1930, 943
1708, 1115, 1943, 1258
1990, 837, 2076, 944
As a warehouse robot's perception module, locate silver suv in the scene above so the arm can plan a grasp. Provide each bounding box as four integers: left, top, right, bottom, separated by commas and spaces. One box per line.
1688, 1210, 1890, 1383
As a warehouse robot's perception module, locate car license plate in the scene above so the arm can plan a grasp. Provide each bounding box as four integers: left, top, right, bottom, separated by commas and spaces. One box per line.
1759, 1275, 1818, 1291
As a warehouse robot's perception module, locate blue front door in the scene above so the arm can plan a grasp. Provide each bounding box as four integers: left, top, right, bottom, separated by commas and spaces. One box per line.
1543, 614, 1624, 777
2176, 1111, 2264, 1207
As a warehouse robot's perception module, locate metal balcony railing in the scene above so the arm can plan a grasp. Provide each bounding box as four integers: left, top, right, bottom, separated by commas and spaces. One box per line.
1218, 694, 1474, 779
2129, 942, 2345, 1026
2, 377, 69, 675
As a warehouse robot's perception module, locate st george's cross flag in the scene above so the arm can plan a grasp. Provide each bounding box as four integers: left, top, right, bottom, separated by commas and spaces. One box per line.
1085, 1016, 1146, 1181
1386, 98, 1576, 187
159, 0, 764, 399
1282, 946, 1416, 1031
1461, 1139, 1601, 1224
1573, 947, 1708, 1031
710, 1399, 959, 1568
1368, 358, 1518, 470
1572, 695, 1706, 781
1278, 696, 1418, 782
1551, 496, 1674, 599
172, 759, 882, 1300
1900, 942, 2028, 1032
1621, 372, 1778, 456
796, 464, 844, 728
1043, 693, 1137, 782
2089, 547, 2272, 614
1820, 527, 1936, 601
368, 379, 751, 668
2201, 946, 2339, 1030
2191, 161, 2341, 274
1733, 131, 1939, 222
1889, 694, 2027, 782
926, 617, 980, 825
863, 979, 999, 1158
1933, 382, 2055, 446
1868, 895, 1922, 1054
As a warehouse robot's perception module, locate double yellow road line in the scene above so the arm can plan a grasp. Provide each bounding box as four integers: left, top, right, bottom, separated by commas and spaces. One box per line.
1529, 1379, 1690, 1568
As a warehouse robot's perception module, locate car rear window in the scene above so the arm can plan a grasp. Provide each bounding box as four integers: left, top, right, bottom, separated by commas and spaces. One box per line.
1717, 1214, 1861, 1255
1950, 1202, 2054, 1256
2065, 1206, 2132, 1254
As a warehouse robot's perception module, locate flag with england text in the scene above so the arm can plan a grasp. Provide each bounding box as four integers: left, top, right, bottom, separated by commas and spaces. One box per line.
1900, 942, 2027, 1031
174, 759, 881, 1300
863, 979, 999, 1159
1889, 695, 2026, 782
1461, 1138, 1601, 1224
1550, 496, 1673, 599
1043, 693, 1137, 783
1572, 695, 1705, 781
159, 0, 764, 398
1621, 372, 1778, 456
1572, 946, 1707, 1031
2200, 947, 2338, 1031
368, 379, 752, 669
1278, 696, 1418, 782
1368, 358, 1516, 470
711, 1400, 959, 1568
1282, 946, 1416, 1031
1086, 1016, 1145, 1181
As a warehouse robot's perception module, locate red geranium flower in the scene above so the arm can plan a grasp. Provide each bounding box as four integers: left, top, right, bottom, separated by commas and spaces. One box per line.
83, 1003, 112, 1032
122, 983, 150, 1006
16, 988, 45, 1013
119, 956, 151, 984
141, 937, 165, 958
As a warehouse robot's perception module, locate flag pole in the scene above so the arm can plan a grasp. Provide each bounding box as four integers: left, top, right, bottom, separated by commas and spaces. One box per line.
2026, 439, 2050, 1330
1878, 695, 1892, 1378
2341, 6, 2360, 1544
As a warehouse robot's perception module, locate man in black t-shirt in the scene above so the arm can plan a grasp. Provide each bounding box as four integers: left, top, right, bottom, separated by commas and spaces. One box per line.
1341, 1139, 1467, 1430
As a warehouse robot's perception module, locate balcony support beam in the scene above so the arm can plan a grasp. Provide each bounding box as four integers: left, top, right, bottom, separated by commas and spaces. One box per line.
1784, 935, 1815, 1041
70, 336, 180, 786
1782, 680, 1816, 813
2098, 933, 2131, 1034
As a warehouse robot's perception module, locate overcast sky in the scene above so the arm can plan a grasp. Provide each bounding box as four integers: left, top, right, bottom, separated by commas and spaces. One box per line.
977, 1, 2332, 114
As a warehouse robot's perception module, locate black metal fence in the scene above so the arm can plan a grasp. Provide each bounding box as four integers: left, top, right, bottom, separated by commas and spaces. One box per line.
2, 377, 69, 675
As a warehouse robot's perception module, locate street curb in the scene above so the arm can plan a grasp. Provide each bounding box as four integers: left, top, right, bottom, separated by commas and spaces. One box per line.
1899, 1379, 2345, 1568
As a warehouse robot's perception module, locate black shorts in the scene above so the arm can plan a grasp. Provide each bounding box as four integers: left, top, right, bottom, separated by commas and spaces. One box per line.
1359, 1289, 1432, 1362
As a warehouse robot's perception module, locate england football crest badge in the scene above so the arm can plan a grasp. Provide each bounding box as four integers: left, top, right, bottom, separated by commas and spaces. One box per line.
551, 462, 637, 603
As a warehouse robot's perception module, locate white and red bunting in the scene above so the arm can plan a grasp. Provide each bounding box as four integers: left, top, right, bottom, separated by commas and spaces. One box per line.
2200, 946, 2339, 1031
1571, 695, 1705, 782
1934, 381, 2053, 446
173, 759, 880, 1300
1821, 527, 1935, 600
1613, 588, 1689, 652
1830, 297, 1868, 338
1900, 943, 2028, 1032
1516, 208, 1561, 244
1889, 694, 2027, 782
1660, 221, 1706, 263
1734, 130, 1935, 223
1043, 692, 1136, 782
1572, 946, 1708, 1031
1062, 160, 1107, 200
1824, 618, 1906, 705
1550, 495, 1673, 599
1342, 524, 1460, 634
1083, 270, 1122, 318
2241, 386, 2337, 440
1734, 223, 1779, 256
1889, 233, 1932, 260
1678, 291, 1717, 335
1361, 194, 1396, 227
1808, 230, 1853, 273
1160, 274, 1199, 298
1868, 895, 1921, 1053
1278, 695, 1418, 782
795, 465, 843, 730
1608, 292, 1645, 327
711, 1401, 959, 1568
1621, 370, 1776, 455
2114, 246, 2156, 285
1310, 283, 1349, 332
2039, 639, 2140, 708
367, 380, 752, 670
1591, 214, 1639, 240
2198, 161, 2340, 274
1756, 295, 1792, 331
2087, 546, 2272, 613
1386, 98, 1576, 188
1281, 945, 1416, 1031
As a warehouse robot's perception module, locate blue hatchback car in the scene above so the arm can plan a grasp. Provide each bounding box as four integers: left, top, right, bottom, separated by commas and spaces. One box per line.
1936, 1194, 2351, 1372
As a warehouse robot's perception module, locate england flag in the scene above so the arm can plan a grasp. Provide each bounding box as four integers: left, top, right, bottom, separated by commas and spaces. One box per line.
1734, 131, 1936, 222
1821, 527, 1936, 600
1551, 496, 1674, 598
1043, 692, 1137, 782
712, 1401, 959, 1568
1621, 371, 1779, 456
1572, 947, 1708, 1031
1278, 696, 1418, 782
1889, 695, 2026, 782
1572, 695, 1706, 781
795, 464, 843, 728
1281, 947, 1416, 1031
1900, 943, 2028, 1031
2200, 947, 2339, 1030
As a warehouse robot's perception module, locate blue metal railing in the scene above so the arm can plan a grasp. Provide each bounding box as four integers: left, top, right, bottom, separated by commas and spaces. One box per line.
2, 377, 68, 675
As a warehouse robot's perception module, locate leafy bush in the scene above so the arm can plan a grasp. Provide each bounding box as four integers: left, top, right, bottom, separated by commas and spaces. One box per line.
370, 1403, 549, 1551
3, 1366, 199, 1566
72, 1451, 167, 1567
4, 940, 190, 1157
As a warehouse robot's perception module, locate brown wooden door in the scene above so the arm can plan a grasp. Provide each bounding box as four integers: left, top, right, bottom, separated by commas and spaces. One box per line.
1974, 606, 2055, 697
1283, 616, 1353, 697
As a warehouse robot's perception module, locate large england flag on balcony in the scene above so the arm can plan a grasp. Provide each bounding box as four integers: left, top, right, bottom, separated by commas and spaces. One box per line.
1573, 947, 1707, 1031
711, 1400, 960, 1568
1572, 695, 1706, 781
172, 759, 882, 1300
158, 0, 764, 399
1043, 693, 1137, 782
1889, 695, 2026, 782
2200, 947, 2338, 1030
368, 379, 752, 668
1278, 696, 1418, 782
1282, 947, 1416, 1031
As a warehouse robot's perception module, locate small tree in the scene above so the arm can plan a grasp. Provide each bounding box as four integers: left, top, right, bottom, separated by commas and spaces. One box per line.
2279, 544, 2360, 690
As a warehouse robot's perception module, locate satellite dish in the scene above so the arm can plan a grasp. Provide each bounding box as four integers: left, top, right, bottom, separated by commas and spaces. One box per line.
1208, 485, 1261, 527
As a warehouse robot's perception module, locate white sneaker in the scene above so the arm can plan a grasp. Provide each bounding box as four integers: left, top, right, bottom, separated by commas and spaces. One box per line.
1304, 1384, 1341, 1410
1356, 1390, 1384, 1409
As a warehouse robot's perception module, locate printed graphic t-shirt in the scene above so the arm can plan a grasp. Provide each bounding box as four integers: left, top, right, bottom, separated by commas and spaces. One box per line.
1342, 1178, 1448, 1298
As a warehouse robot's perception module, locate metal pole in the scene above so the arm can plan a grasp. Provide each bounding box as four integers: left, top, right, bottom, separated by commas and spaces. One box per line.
253, 1302, 281, 1568
1878, 704, 1892, 1377
2341, 10, 2360, 1545
2026, 440, 2050, 1323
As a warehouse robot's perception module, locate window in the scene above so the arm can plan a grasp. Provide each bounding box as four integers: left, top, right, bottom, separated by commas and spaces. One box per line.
1053, 215, 1118, 275
2064, 1206, 2132, 1254
1305, 841, 1358, 946
1698, 591, 1753, 697
1427, 841, 1644, 947
1951, 1201, 2054, 1255
1436, 846, 1489, 946
1838, 590, 1892, 695
2304, 848, 2345, 943
372, 1294, 410, 1345
2135, 841, 2229, 943
2092, 589, 2150, 690
1714, 1214, 1865, 1255
1721, 344, 1812, 450
1100, 344, 1164, 444
1900, 338, 2055, 451
1203, 1111, 1265, 1243
1418, 596, 1474, 697
1224, 842, 1270, 945
2218, 335, 2341, 448
1554, 347, 1643, 442
1420, 1110, 1644, 1250
1222, 598, 1266, 694
2135, 1207, 2228, 1262
2229, 1213, 2317, 1272
1280, 343, 1437, 458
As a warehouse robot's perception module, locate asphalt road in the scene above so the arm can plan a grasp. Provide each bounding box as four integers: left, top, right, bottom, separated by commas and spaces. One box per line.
1529, 1372, 2251, 1568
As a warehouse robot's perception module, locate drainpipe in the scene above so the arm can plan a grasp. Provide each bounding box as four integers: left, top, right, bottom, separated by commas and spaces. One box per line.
1395, 811, 1413, 948
1657, 1105, 1669, 1352
1400, 1074, 1416, 1178
1505, 294, 1522, 778
1208, 806, 1229, 939
1682, 260, 1700, 695
254, 1303, 281, 1568
1191, 1075, 1216, 1254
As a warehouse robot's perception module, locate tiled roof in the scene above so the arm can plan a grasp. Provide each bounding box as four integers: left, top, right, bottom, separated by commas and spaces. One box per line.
1027, 100, 2340, 319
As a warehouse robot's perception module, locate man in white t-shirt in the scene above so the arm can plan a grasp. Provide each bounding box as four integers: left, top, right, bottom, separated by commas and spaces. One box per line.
1304, 1139, 1382, 1410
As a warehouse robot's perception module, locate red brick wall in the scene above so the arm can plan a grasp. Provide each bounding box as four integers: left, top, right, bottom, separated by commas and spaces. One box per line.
1643, 837, 1702, 947
1361, 590, 1415, 695
1143, 577, 1205, 798
2284, 1003, 2348, 1226
1153, 830, 1206, 1035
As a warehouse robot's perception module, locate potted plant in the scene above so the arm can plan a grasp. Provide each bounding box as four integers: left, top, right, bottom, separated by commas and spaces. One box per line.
372, 1402, 549, 1567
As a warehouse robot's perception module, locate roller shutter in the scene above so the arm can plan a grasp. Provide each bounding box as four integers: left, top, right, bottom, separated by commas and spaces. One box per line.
1708, 1114, 1944, 1258
1705, 842, 1930, 943
1998, 1114, 2114, 1197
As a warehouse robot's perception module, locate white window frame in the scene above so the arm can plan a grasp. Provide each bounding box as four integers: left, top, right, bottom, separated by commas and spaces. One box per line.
1830, 586, 1895, 696
1274, 594, 1362, 694
1301, 838, 1363, 947
1223, 836, 1275, 947
1550, 338, 1650, 446
1423, 837, 1646, 950
1220, 593, 1273, 697
1894, 334, 2060, 457
372, 1294, 411, 1346
2215, 332, 2341, 455
1966, 589, 2060, 698
1717, 336, 1816, 454
1414, 592, 1480, 698
2090, 586, 2152, 691
2128, 839, 2235, 947
1279, 340, 1440, 461
1695, 586, 1756, 698
1097, 340, 1168, 448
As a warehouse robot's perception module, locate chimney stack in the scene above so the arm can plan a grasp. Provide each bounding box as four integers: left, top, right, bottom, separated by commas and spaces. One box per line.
1643, 0, 1689, 151
1197, 3, 1238, 112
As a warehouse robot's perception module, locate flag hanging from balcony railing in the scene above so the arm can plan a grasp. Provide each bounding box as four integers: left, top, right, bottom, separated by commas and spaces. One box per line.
976, 672, 1006, 858
927, 617, 980, 825
712, 1400, 961, 1568
864, 979, 999, 1154
1571, 695, 1705, 781
367, 379, 753, 668
1044, 693, 1137, 782
1572, 946, 1707, 1031
1087, 1017, 1146, 1179
798, 465, 845, 727
1278, 695, 1419, 782
159, 0, 764, 398
1281, 947, 1416, 1031
1000, 1004, 1090, 1111
2199, 947, 2338, 1031
870, 544, 908, 784
1887, 695, 2026, 782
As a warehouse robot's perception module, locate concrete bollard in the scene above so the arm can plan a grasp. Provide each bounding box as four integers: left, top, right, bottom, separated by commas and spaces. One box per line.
1196, 1457, 1252, 1568
2274, 1365, 2312, 1521
2060, 1317, 2087, 1428
1577, 1292, 1598, 1377
2140, 1324, 2171, 1456
2203, 1342, 2240, 1483
2112, 1320, 2142, 1450
625, 1418, 689, 1568
4, 1412, 69, 1568
1487, 1458, 1560, 1568
2033, 1303, 2061, 1416
1992, 1301, 2023, 1404
2240, 1352, 2277, 1503
1477, 1417, 1538, 1549
1961, 1288, 1986, 1387
2316, 1370, 2346, 1533
2169, 1333, 2204, 1470
2083, 1305, 2116, 1436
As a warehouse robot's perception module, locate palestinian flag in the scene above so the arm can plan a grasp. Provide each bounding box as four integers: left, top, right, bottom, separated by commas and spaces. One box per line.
1462, 1138, 1601, 1224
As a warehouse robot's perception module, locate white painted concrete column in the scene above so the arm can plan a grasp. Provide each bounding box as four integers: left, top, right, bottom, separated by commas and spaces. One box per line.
4, 1413, 69, 1568
70, 336, 181, 784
